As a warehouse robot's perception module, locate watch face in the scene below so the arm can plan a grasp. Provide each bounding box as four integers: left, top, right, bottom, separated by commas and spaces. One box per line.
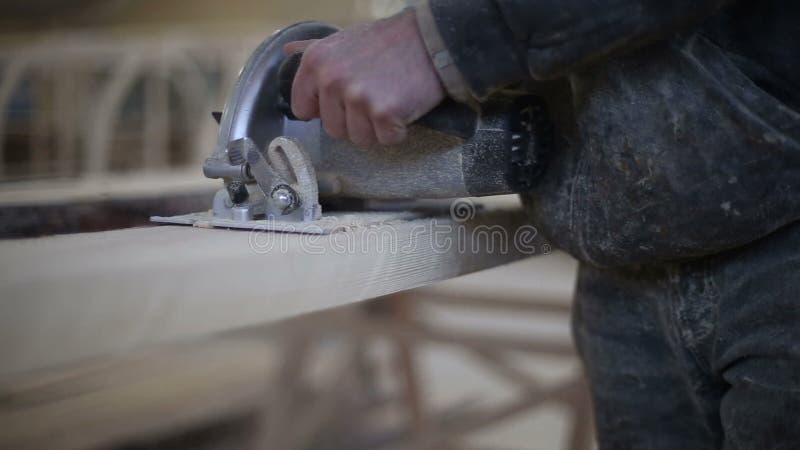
355, 0, 407, 18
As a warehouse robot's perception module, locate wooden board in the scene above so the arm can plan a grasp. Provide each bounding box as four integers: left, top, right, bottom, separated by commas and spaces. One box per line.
0, 197, 543, 376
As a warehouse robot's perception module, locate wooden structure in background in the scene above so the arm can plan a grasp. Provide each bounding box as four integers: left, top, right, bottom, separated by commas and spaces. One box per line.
0, 35, 244, 180
0, 0, 399, 182
0, 266, 591, 450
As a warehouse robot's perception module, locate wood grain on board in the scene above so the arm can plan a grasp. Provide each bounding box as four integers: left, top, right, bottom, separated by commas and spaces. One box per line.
0, 196, 544, 375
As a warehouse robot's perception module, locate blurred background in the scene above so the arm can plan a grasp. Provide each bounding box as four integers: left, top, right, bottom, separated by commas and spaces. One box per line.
0, 1, 591, 449
0, 0, 398, 181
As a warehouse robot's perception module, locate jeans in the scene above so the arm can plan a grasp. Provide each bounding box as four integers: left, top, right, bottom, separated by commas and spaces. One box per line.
573, 221, 800, 449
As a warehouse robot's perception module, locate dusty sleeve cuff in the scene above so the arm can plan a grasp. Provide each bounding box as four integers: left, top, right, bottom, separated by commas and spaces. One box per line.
412, 0, 529, 102
411, 0, 474, 104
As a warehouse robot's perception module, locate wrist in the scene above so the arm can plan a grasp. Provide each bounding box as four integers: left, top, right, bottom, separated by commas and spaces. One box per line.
408, 1, 474, 104
415, 0, 529, 101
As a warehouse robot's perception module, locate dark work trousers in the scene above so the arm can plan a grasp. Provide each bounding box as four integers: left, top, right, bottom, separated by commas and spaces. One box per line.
573, 220, 800, 449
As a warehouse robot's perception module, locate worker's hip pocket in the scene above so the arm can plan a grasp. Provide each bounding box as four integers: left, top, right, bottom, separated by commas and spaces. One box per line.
526, 34, 800, 267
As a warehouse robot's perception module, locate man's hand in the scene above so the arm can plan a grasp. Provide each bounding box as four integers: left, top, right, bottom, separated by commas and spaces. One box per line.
284, 10, 446, 146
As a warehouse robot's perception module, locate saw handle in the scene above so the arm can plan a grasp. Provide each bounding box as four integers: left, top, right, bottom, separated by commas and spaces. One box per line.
278, 52, 478, 140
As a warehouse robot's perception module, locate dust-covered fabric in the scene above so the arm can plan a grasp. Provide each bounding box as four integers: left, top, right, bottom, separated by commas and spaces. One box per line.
573, 220, 800, 449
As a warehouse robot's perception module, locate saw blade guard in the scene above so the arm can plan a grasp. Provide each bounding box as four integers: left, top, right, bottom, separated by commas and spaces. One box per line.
211, 21, 338, 166
203, 22, 338, 222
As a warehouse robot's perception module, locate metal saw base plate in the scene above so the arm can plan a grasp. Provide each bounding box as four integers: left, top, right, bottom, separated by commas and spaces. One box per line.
150, 210, 424, 235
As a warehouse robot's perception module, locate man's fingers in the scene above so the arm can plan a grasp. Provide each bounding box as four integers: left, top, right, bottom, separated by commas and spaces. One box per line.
373, 121, 407, 146
283, 40, 317, 56
319, 89, 347, 139
371, 106, 408, 145
290, 69, 319, 120
290, 50, 321, 120
288, 41, 326, 120
345, 99, 378, 146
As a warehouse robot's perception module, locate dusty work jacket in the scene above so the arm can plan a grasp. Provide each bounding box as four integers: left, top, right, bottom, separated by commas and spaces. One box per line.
414, 0, 800, 267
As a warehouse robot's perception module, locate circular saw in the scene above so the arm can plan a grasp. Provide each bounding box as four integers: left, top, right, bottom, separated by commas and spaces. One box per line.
153, 21, 551, 234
